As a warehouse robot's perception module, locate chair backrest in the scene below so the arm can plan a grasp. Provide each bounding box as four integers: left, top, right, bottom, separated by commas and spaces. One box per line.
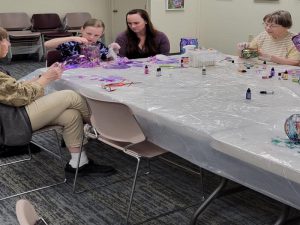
82, 93, 145, 144
16, 199, 39, 225
0, 12, 32, 31
31, 13, 63, 31
46, 50, 62, 67
63, 12, 92, 30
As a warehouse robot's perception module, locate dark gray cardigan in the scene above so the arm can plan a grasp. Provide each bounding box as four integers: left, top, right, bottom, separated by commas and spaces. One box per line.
0, 67, 32, 146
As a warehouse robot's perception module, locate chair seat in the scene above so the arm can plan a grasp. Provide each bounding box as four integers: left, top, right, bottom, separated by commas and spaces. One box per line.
67, 29, 81, 34
43, 32, 73, 37
42, 32, 73, 42
8, 31, 41, 37
128, 140, 168, 158
98, 136, 167, 158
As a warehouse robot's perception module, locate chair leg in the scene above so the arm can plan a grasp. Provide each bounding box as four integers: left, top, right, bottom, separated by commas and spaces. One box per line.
73, 133, 86, 193
159, 156, 205, 201
126, 157, 141, 225
144, 159, 151, 175
0, 128, 66, 201
0, 145, 32, 167
198, 168, 205, 201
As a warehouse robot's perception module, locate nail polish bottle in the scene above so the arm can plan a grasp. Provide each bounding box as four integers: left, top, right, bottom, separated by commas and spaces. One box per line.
246, 88, 251, 100
262, 61, 267, 70
156, 67, 162, 77
202, 66, 206, 75
144, 65, 149, 74
270, 67, 275, 77
180, 59, 184, 68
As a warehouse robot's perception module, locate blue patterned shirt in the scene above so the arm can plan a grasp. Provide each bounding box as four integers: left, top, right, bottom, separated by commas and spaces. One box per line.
57, 41, 109, 61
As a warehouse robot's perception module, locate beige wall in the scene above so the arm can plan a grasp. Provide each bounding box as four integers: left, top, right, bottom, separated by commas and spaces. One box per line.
149, 0, 200, 53
1, 0, 300, 55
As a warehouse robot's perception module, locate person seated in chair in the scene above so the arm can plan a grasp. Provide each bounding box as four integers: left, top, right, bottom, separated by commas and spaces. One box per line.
237, 10, 300, 66
44, 18, 120, 63
0, 27, 115, 176
115, 9, 170, 59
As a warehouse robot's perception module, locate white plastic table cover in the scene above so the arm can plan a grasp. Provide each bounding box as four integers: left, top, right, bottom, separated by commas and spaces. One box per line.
23, 55, 300, 209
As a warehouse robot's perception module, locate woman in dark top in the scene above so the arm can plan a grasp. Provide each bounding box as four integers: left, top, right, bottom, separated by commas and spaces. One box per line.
115, 9, 170, 59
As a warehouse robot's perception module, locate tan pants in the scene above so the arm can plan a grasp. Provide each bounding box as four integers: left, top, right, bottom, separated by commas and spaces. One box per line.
25, 90, 90, 148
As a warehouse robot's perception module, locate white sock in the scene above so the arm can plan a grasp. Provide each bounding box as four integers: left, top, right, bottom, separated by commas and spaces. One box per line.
69, 151, 89, 168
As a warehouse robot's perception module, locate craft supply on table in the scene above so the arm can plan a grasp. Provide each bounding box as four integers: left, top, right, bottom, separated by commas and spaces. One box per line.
144, 65, 149, 74
270, 67, 275, 77
282, 70, 289, 80
181, 56, 189, 67
188, 49, 217, 67
202, 66, 206, 75
241, 48, 259, 59
180, 37, 199, 54
260, 91, 274, 94
246, 88, 251, 100
156, 67, 162, 77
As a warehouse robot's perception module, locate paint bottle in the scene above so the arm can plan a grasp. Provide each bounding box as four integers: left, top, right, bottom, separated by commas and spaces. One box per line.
262, 61, 267, 70
283, 70, 289, 80
180, 59, 184, 68
144, 65, 149, 74
202, 66, 206, 75
246, 88, 251, 100
156, 67, 162, 77
270, 67, 275, 77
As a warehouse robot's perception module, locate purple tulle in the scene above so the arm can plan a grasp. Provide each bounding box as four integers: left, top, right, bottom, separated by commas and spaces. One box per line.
148, 56, 179, 64
63, 54, 101, 70
102, 57, 143, 69
292, 33, 300, 52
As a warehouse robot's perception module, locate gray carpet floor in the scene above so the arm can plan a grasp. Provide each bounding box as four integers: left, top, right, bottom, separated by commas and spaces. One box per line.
0, 58, 298, 225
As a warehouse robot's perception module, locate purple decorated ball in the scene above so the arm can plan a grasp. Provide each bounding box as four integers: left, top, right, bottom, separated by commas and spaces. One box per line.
292, 34, 300, 52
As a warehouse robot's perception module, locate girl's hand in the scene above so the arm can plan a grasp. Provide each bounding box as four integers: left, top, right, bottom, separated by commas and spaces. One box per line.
72, 36, 89, 44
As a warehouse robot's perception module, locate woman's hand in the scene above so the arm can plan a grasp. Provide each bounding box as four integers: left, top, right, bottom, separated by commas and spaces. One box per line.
237, 42, 249, 57
258, 49, 272, 61
237, 42, 249, 50
107, 43, 121, 60
109, 42, 121, 54
37, 63, 64, 87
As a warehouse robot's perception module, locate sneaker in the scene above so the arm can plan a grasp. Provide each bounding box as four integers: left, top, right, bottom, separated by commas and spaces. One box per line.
65, 159, 116, 176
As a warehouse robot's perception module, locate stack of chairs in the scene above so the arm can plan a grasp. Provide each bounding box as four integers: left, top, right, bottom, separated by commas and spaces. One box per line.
31, 13, 73, 61
31, 13, 73, 42
63, 12, 92, 35
0, 12, 43, 62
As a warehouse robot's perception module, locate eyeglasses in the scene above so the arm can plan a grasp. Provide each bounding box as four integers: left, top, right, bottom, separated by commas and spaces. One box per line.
262, 22, 281, 29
